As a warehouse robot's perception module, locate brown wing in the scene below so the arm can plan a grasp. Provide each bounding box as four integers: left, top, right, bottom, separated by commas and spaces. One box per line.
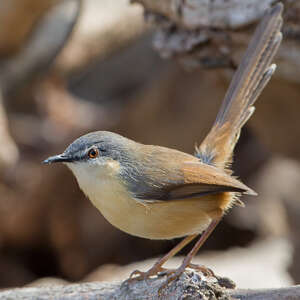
196, 4, 283, 169
167, 161, 256, 200
128, 145, 255, 203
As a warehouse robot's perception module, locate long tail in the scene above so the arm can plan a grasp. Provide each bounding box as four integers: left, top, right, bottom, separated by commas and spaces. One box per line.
196, 3, 283, 169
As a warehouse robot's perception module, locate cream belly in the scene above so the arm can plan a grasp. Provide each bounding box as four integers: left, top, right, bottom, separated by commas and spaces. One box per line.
87, 184, 214, 240
67, 161, 230, 240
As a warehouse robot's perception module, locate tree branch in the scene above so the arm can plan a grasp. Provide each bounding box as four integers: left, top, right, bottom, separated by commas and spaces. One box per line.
133, 0, 276, 29
133, 0, 300, 83
0, 270, 299, 300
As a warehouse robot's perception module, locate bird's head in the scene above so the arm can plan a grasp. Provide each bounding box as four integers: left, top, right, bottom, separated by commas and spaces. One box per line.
43, 131, 135, 188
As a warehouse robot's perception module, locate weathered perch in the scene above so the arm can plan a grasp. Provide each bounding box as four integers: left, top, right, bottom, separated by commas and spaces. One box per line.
0, 270, 299, 300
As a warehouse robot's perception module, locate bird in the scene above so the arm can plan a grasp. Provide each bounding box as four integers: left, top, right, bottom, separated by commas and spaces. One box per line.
44, 3, 283, 285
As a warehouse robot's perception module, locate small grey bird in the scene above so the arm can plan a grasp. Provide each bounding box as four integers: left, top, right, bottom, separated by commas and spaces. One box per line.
44, 3, 282, 284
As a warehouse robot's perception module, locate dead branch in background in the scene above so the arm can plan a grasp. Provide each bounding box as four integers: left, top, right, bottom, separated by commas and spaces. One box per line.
0, 0, 81, 95
133, 0, 300, 83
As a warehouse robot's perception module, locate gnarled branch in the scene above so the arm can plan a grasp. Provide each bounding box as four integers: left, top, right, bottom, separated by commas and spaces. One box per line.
0, 271, 299, 300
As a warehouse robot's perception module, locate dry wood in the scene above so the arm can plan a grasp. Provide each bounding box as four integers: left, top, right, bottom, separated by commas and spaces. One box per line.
133, 0, 276, 29
133, 0, 300, 82
0, 271, 299, 300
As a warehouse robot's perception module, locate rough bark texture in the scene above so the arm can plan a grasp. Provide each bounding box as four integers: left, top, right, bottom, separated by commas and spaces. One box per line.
133, 0, 300, 81
133, 0, 275, 29
0, 272, 299, 300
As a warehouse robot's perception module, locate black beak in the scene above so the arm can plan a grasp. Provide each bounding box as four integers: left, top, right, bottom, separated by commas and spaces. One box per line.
43, 153, 73, 164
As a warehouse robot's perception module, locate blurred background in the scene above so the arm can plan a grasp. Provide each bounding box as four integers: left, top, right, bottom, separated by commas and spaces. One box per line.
0, 0, 299, 290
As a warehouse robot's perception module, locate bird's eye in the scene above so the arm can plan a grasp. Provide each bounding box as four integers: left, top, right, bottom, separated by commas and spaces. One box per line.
88, 148, 99, 159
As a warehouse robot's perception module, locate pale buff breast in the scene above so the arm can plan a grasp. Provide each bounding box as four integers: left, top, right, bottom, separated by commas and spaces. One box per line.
66, 160, 232, 240
85, 182, 214, 240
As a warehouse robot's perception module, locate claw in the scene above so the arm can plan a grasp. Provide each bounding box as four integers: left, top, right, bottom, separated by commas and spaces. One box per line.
187, 263, 215, 277
158, 263, 215, 295
124, 265, 168, 285
129, 269, 144, 279
124, 262, 215, 297
158, 264, 186, 294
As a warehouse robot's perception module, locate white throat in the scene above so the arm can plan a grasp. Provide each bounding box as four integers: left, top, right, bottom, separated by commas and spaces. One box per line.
65, 160, 134, 225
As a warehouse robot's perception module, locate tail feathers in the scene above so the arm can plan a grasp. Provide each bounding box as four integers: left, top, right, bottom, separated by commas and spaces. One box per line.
196, 3, 283, 169
235, 63, 276, 132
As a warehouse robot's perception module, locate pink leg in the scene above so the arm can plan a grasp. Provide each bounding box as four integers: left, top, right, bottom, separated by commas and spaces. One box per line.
128, 234, 198, 281
163, 218, 221, 286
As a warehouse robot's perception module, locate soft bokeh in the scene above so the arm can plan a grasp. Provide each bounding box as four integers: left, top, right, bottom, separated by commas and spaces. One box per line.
0, 0, 299, 289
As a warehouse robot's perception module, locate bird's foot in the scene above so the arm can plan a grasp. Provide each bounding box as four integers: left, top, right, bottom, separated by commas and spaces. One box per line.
123, 265, 169, 285
122, 262, 214, 296
158, 262, 215, 295
187, 263, 215, 277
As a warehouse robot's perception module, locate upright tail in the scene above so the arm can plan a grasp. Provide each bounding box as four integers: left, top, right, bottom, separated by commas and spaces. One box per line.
197, 3, 283, 170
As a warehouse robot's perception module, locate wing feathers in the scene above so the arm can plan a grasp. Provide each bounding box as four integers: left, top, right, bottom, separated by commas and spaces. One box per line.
133, 160, 255, 203
182, 162, 256, 196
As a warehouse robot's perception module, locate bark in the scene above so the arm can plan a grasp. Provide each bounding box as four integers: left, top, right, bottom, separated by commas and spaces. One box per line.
133, 0, 275, 29
133, 0, 300, 82
0, 272, 299, 300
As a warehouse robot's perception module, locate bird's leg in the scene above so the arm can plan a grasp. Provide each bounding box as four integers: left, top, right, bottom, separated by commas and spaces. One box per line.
128, 234, 198, 281
163, 218, 221, 287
